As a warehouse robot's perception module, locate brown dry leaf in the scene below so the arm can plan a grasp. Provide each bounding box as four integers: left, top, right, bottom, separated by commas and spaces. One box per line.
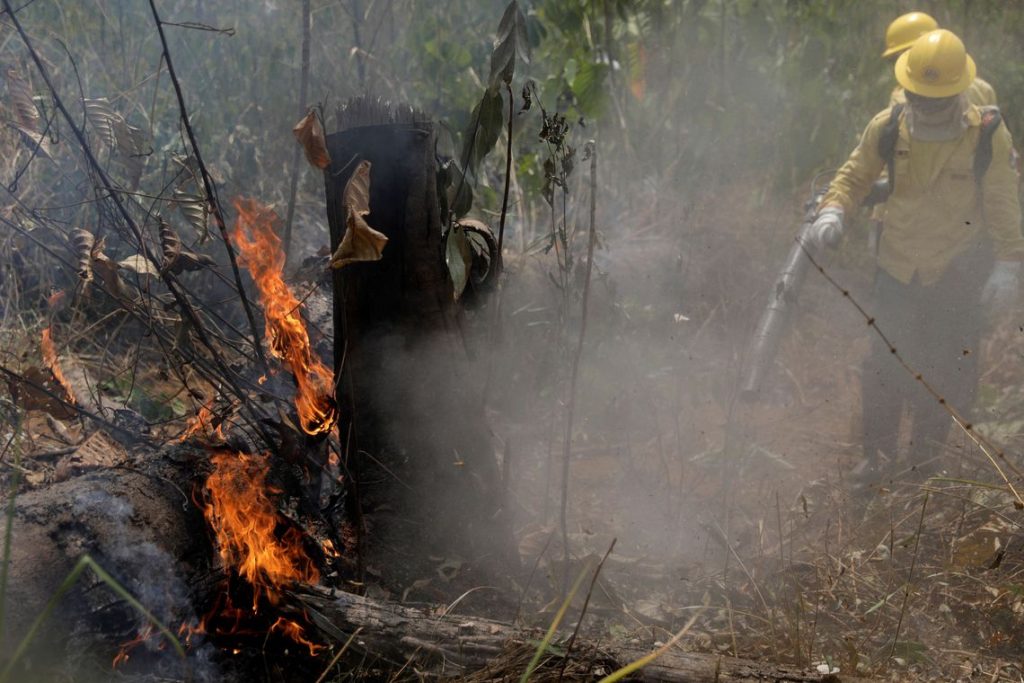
173, 189, 210, 242
24, 470, 47, 487
83, 97, 119, 148
330, 160, 388, 269
174, 249, 216, 273
12, 125, 53, 160
93, 254, 127, 299
158, 216, 181, 272
8, 366, 77, 420
292, 110, 331, 169
40, 327, 77, 406
70, 228, 95, 284
118, 254, 159, 277
6, 66, 39, 132
54, 430, 128, 481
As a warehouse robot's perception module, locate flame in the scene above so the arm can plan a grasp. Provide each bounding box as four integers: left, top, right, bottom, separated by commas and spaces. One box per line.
203, 450, 319, 611
271, 617, 322, 656
179, 400, 214, 442
46, 289, 66, 309
112, 625, 156, 668
40, 326, 76, 404
321, 538, 340, 558
231, 197, 336, 435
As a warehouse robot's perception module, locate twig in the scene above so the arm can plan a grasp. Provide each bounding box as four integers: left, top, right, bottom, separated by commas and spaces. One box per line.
146, 0, 269, 374
497, 82, 514, 255
557, 537, 616, 681
2, 1, 277, 449
559, 141, 598, 590
314, 627, 363, 683
888, 491, 930, 665
283, 0, 312, 264
514, 528, 555, 624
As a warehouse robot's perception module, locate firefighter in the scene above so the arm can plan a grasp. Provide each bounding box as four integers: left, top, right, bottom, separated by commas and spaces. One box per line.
809, 29, 1023, 480
869, 13, 999, 251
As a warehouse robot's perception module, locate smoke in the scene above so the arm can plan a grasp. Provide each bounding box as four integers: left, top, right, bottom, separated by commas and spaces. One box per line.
67, 490, 225, 682
6, 0, 1024, 675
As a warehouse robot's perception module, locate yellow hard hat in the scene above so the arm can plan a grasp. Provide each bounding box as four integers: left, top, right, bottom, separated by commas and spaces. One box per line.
895, 29, 976, 98
882, 12, 939, 58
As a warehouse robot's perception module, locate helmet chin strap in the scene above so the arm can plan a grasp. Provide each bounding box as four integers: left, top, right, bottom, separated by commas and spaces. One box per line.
905, 92, 967, 141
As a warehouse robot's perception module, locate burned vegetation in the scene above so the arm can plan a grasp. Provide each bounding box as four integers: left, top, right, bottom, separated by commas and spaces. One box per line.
3, 2, 1024, 683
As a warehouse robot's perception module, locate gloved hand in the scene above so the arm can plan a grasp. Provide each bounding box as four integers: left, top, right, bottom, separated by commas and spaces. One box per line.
980, 261, 1021, 316
808, 206, 844, 250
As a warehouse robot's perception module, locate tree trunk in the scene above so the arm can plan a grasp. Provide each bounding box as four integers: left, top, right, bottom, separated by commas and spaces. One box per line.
322, 99, 518, 589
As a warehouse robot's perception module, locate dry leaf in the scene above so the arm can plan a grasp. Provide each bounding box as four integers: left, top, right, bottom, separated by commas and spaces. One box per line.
118, 254, 159, 277
330, 160, 388, 269
12, 125, 53, 160
40, 327, 77, 406
174, 249, 216, 273
8, 366, 77, 420
292, 110, 331, 169
83, 97, 119, 148
70, 228, 96, 284
6, 66, 39, 132
158, 216, 181, 272
93, 254, 127, 299
54, 430, 128, 481
173, 189, 210, 241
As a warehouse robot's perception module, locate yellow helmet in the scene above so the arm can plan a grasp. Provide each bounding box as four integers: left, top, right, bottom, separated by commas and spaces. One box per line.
895, 29, 976, 98
882, 12, 939, 58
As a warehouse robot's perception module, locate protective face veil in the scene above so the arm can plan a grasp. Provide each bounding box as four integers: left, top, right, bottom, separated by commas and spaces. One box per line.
904, 91, 967, 141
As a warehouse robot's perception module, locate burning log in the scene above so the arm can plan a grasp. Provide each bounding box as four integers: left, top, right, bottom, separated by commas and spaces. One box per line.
0, 439, 333, 680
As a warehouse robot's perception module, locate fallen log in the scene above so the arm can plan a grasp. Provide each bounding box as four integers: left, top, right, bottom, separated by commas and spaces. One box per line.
295, 585, 865, 682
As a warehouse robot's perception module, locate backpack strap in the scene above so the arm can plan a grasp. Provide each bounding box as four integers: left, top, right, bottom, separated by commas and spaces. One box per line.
877, 103, 905, 195
974, 105, 1002, 186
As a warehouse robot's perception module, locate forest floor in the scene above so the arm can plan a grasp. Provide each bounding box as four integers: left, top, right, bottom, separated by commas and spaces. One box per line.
6, 182, 1024, 682
493, 205, 1024, 682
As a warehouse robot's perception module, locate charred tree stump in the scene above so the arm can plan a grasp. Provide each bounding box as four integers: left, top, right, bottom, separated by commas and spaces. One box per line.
323, 99, 517, 588
296, 585, 862, 682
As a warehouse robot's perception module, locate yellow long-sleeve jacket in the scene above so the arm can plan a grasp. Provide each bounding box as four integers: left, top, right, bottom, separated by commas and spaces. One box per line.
871, 78, 998, 222
823, 104, 1024, 285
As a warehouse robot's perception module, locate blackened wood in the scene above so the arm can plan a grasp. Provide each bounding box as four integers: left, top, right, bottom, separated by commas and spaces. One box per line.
323, 101, 517, 588
296, 585, 861, 683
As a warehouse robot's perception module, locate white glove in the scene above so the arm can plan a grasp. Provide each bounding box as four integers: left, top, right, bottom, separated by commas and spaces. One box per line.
808, 206, 844, 250
980, 261, 1021, 315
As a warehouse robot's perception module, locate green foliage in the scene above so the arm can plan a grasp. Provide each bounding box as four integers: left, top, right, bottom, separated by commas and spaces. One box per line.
489, 0, 530, 90
461, 88, 506, 178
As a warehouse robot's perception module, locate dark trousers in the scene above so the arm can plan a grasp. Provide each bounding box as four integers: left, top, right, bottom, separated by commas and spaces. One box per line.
861, 251, 988, 465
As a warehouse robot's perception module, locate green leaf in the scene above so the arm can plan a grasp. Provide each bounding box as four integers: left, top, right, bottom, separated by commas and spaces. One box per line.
446, 161, 474, 219
445, 224, 473, 301
488, 0, 530, 90
571, 61, 610, 118
460, 88, 505, 176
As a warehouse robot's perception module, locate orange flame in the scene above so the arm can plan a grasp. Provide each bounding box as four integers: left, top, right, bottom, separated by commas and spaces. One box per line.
179, 400, 214, 443
112, 625, 156, 668
41, 326, 76, 404
203, 450, 319, 611
231, 197, 336, 435
271, 617, 322, 656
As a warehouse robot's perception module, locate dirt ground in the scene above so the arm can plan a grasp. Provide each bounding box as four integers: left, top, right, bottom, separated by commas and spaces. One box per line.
488, 193, 1024, 682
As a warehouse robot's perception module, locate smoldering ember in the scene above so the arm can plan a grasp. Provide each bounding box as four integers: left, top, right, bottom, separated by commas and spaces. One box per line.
2, 2, 1024, 682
